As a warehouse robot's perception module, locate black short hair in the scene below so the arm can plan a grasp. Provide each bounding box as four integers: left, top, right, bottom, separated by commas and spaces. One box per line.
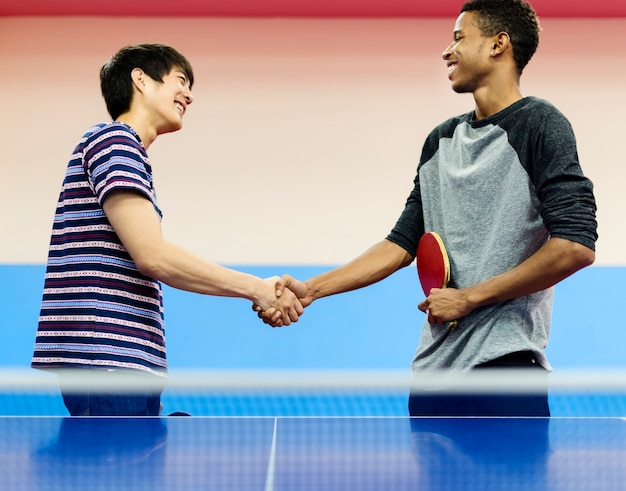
100, 44, 194, 120
461, 0, 541, 74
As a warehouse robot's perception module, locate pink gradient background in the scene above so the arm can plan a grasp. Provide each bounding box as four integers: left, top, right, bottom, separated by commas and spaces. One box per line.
0, 16, 622, 266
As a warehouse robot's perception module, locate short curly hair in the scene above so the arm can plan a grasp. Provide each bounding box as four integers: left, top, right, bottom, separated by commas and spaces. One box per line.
461, 0, 541, 74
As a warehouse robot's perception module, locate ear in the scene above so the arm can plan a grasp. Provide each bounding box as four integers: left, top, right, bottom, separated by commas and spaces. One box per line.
130, 68, 147, 93
490, 31, 511, 56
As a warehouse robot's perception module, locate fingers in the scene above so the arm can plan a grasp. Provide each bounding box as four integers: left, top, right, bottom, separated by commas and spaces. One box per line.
256, 275, 310, 328
420, 300, 439, 324
282, 289, 304, 324
417, 299, 428, 313
274, 277, 285, 298
255, 289, 304, 327
420, 300, 459, 328
257, 307, 284, 328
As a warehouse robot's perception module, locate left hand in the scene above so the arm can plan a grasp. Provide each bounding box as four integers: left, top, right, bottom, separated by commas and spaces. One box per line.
418, 287, 469, 325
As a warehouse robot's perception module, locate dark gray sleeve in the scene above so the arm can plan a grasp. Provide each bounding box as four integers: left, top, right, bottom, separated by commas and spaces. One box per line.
385, 173, 424, 260
518, 104, 598, 251
385, 131, 443, 258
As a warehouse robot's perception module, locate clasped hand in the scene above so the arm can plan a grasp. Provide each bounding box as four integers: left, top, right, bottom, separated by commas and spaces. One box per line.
418, 287, 469, 325
255, 275, 310, 327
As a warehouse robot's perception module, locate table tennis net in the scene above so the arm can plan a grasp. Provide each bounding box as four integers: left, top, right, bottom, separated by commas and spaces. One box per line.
0, 368, 625, 417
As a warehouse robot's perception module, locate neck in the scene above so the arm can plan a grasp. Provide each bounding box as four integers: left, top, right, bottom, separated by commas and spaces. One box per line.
473, 76, 523, 119
116, 112, 157, 149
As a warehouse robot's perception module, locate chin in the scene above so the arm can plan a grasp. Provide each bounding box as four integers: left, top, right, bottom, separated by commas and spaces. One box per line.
451, 83, 472, 94
160, 123, 183, 135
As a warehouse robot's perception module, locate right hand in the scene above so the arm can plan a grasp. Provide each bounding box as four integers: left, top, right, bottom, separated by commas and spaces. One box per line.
254, 275, 312, 327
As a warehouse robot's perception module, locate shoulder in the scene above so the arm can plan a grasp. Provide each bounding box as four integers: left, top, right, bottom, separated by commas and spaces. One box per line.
519, 96, 557, 111
418, 111, 472, 164
83, 122, 142, 148
514, 97, 571, 125
494, 97, 575, 149
431, 111, 473, 137
422, 111, 472, 147
82, 123, 146, 164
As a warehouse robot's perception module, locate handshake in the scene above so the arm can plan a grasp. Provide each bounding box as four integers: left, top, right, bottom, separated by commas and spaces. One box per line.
253, 274, 312, 328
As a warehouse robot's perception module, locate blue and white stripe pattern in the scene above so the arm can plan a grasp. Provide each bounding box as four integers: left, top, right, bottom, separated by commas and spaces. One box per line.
32, 122, 167, 377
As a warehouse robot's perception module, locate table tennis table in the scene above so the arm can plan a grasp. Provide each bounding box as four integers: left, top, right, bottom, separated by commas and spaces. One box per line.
1, 415, 624, 490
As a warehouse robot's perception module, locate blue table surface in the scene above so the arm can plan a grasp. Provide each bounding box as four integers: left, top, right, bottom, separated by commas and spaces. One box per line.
1, 416, 625, 490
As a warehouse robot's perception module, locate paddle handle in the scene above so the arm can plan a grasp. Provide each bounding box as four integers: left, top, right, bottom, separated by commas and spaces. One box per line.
446, 320, 459, 331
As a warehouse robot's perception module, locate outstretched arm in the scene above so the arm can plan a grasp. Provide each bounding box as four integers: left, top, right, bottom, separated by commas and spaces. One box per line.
103, 190, 303, 325
258, 239, 414, 326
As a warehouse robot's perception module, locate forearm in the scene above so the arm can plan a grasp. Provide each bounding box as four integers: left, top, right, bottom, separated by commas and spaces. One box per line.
139, 241, 269, 303
306, 240, 413, 302
462, 237, 595, 310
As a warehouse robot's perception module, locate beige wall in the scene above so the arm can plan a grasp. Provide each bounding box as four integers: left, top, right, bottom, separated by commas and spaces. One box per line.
0, 16, 623, 265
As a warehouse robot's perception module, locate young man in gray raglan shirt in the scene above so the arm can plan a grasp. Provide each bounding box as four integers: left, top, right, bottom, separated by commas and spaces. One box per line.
259, 0, 597, 417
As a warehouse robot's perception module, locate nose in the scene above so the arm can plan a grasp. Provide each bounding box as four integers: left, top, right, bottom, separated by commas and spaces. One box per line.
442, 43, 453, 60
184, 90, 193, 105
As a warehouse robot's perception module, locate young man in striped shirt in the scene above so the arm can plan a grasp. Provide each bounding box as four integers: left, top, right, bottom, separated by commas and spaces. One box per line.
32, 44, 303, 416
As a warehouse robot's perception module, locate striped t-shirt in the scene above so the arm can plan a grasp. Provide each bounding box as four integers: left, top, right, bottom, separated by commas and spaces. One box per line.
32, 122, 167, 377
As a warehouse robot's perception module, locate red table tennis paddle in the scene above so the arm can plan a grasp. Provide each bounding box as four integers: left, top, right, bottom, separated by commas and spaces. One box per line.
417, 231, 459, 331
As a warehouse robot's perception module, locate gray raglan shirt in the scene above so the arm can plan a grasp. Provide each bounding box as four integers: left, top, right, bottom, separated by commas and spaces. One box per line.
386, 96, 598, 373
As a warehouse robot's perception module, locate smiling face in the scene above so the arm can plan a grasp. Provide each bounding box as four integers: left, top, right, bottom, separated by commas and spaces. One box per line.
442, 12, 494, 94
143, 67, 193, 136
